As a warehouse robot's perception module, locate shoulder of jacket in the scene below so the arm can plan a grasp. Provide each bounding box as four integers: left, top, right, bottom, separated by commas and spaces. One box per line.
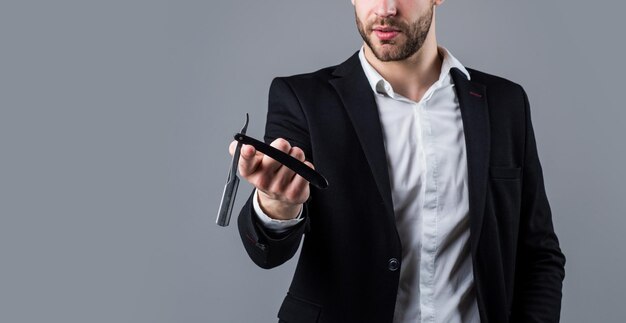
466, 67, 525, 94
274, 64, 339, 84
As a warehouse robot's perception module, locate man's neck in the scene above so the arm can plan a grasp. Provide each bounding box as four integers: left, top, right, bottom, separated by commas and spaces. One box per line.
363, 40, 442, 102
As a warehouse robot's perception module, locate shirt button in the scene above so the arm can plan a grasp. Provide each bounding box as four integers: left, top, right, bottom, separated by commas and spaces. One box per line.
388, 258, 400, 271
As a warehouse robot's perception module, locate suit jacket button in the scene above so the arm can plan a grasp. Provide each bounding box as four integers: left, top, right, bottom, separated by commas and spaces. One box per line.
388, 258, 399, 271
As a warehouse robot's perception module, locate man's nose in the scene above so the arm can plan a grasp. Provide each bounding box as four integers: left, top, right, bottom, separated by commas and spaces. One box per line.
374, 0, 397, 18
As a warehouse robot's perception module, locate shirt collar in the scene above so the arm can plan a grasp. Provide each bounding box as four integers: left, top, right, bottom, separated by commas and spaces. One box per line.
357, 46, 471, 98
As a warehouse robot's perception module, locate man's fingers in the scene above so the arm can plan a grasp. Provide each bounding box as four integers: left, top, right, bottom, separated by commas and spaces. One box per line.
290, 146, 306, 162
283, 160, 315, 204
261, 138, 292, 173
289, 161, 313, 188
270, 146, 305, 191
240, 144, 256, 159
229, 141, 260, 176
230, 137, 314, 205
238, 144, 262, 177
228, 140, 237, 156
303, 160, 315, 170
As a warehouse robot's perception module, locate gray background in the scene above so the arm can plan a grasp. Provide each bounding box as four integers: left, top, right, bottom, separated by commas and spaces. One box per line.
1, 0, 624, 322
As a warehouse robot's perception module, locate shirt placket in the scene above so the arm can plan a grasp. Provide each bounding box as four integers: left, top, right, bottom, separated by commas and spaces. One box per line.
418, 92, 440, 323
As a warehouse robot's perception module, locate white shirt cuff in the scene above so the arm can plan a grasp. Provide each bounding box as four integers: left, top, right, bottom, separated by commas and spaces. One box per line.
253, 189, 304, 233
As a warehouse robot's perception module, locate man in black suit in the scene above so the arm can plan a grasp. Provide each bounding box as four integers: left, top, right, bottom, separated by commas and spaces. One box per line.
229, 0, 565, 322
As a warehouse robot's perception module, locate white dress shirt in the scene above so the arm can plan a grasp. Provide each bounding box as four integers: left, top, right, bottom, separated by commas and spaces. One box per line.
254, 46, 480, 323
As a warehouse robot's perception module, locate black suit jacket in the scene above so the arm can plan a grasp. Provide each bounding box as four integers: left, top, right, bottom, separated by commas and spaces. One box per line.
238, 52, 565, 323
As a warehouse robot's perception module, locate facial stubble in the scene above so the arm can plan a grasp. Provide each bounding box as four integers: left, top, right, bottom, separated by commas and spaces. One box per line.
355, 6, 434, 62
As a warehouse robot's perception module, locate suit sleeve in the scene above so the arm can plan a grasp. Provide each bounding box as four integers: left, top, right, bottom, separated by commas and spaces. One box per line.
237, 77, 312, 269
510, 88, 566, 322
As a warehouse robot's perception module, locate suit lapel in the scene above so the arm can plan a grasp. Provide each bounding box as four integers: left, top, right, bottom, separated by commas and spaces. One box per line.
326, 56, 490, 252
450, 68, 490, 256
329, 53, 395, 220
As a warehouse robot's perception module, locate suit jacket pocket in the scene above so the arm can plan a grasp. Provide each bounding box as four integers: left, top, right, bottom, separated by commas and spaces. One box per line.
278, 293, 322, 323
489, 166, 521, 180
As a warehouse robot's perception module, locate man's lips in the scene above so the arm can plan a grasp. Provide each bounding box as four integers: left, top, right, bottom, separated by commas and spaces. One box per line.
372, 27, 400, 41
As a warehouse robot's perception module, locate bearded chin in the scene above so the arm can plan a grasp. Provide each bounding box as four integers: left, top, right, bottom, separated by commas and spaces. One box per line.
356, 9, 433, 62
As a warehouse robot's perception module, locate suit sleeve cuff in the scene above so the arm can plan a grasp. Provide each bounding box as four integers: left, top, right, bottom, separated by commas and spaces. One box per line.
252, 189, 304, 233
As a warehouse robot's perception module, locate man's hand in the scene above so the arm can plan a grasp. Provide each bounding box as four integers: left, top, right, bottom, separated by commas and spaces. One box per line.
229, 138, 314, 220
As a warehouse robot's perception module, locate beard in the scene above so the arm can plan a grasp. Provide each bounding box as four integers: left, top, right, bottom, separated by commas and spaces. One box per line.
356, 6, 434, 62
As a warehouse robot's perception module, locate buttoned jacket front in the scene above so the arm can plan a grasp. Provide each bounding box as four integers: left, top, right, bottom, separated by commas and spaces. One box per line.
237, 52, 565, 323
